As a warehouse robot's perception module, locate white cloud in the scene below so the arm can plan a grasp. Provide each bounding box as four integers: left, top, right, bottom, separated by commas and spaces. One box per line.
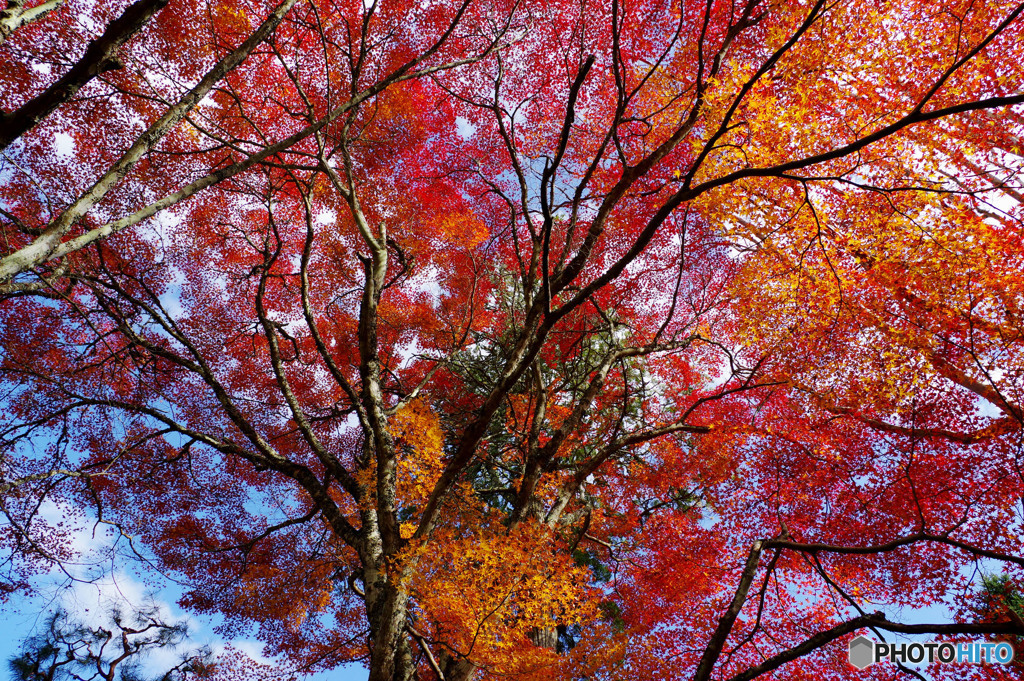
53, 132, 74, 156
60, 572, 177, 629
35, 498, 117, 560
455, 116, 476, 140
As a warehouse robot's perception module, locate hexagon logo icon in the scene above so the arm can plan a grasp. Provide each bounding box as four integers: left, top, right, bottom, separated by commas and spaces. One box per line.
848, 635, 875, 670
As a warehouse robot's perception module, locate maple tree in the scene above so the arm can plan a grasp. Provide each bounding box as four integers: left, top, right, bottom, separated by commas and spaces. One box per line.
2, 0, 1024, 680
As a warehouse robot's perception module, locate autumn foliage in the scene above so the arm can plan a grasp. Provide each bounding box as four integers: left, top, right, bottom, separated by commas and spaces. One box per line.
2, 0, 1024, 680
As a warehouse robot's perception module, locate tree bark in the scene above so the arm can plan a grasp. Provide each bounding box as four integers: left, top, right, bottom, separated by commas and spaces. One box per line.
438, 651, 477, 681
0, 0, 168, 150
0, 0, 63, 44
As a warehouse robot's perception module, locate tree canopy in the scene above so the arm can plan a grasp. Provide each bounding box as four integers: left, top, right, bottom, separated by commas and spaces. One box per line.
2, 0, 1024, 679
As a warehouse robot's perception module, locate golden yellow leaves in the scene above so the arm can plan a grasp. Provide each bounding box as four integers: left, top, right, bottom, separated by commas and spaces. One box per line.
677, 0, 1023, 192
351, 398, 446, 518
210, 3, 251, 38
713, 134, 1024, 421
402, 516, 600, 677
391, 397, 446, 506
435, 212, 489, 250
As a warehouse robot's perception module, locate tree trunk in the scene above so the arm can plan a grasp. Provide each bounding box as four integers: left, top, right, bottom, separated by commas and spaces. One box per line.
437, 650, 477, 681
365, 579, 415, 681
362, 515, 415, 681
528, 627, 559, 650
